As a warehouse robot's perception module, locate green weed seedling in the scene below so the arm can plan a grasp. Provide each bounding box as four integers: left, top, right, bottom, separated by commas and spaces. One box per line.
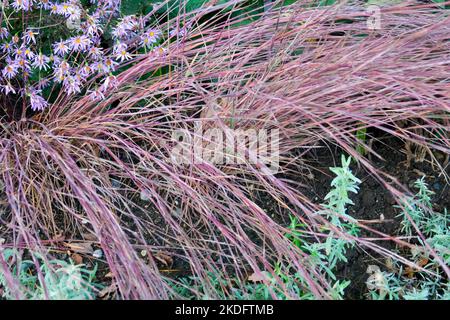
0, 249, 101, 300
282, 155, 360, 297
368, 177, 449, 300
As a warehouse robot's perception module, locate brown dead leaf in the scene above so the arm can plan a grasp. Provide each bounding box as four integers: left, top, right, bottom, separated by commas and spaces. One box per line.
71, 253, 83, 265
64, 242, 94, 254
404, 266, 416, 278
155, 252, 173, 267
404, 258, 429, 278
417, 257, 429, 268
248, 272, 269, 283
81, 233, 98, 242
98, 284, 117, 300
385, 258, 395, 272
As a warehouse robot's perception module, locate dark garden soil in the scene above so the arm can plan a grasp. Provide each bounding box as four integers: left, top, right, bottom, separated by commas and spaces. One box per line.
293, 135, 449, 299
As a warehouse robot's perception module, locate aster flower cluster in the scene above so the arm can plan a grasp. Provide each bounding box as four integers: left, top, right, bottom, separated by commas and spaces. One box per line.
0, 0, 172, 112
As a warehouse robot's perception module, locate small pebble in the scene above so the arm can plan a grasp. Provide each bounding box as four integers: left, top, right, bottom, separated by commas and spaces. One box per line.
0, 238, 5, 245
111, 179, 121, 188
93, 249, 103, 259
433, 182, 441, 191
140, 250, 147, 257
140, 190, 150, 201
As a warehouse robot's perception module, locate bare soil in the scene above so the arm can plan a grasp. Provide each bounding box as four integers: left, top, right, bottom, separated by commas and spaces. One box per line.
296, 135, 449, 299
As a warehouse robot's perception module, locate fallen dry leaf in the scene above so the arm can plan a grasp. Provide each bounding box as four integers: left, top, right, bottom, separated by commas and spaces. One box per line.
64, 242, 94, 254
98, 284, 117, 299
81, 233, 98, 242
417, 257, 429, 268
385, 258, 395, 272
52, 233, 65, 242
71, 253, 83, 265
366, 265, 387, 293
366, 265, 381, 275
404, 266, 416, 278
155, 251, 173, 267
248, 272, 269, 283
404, 258, 429, 278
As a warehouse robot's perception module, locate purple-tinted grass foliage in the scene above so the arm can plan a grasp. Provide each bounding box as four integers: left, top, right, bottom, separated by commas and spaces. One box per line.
0, 0, 449, 299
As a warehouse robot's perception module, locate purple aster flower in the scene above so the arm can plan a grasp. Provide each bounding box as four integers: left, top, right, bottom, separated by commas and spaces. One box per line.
99, 75, 117, 92
79, 65, 93, 78
53, 59, 71, 82
11, 0, 33, 11
88, 87, 105, 101
28, 89, 48, 111
103, 58, 118, 72
87, 46, 104, 60
112, 16, 138, 40
14, 46, 24, 59
115, 49, 131, 62
0, 27, 9, 40
53, 40, 70, 56
153, 46, 167, 57
114, 43, 131, 62
23, 47, 35, 60
1, 82, 16, 95
11, 35, 20, 45
141, 29, 161, 48
50, 2, 59, 14
68, 35, 92, 52
32, 53, 50, 71
17, 57, 31, 72
63, 75, 82, 95
22, 29, 38, 45
57, 2, 76, 17
37, 0, 53, 10
2, 61, 19, 79
93, 58, 117, 74
1, 42, 14, 54
82, 15, 103, 37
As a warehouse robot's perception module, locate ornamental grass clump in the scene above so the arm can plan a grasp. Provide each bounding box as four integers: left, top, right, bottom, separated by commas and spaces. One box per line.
0, 0, 449, 299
